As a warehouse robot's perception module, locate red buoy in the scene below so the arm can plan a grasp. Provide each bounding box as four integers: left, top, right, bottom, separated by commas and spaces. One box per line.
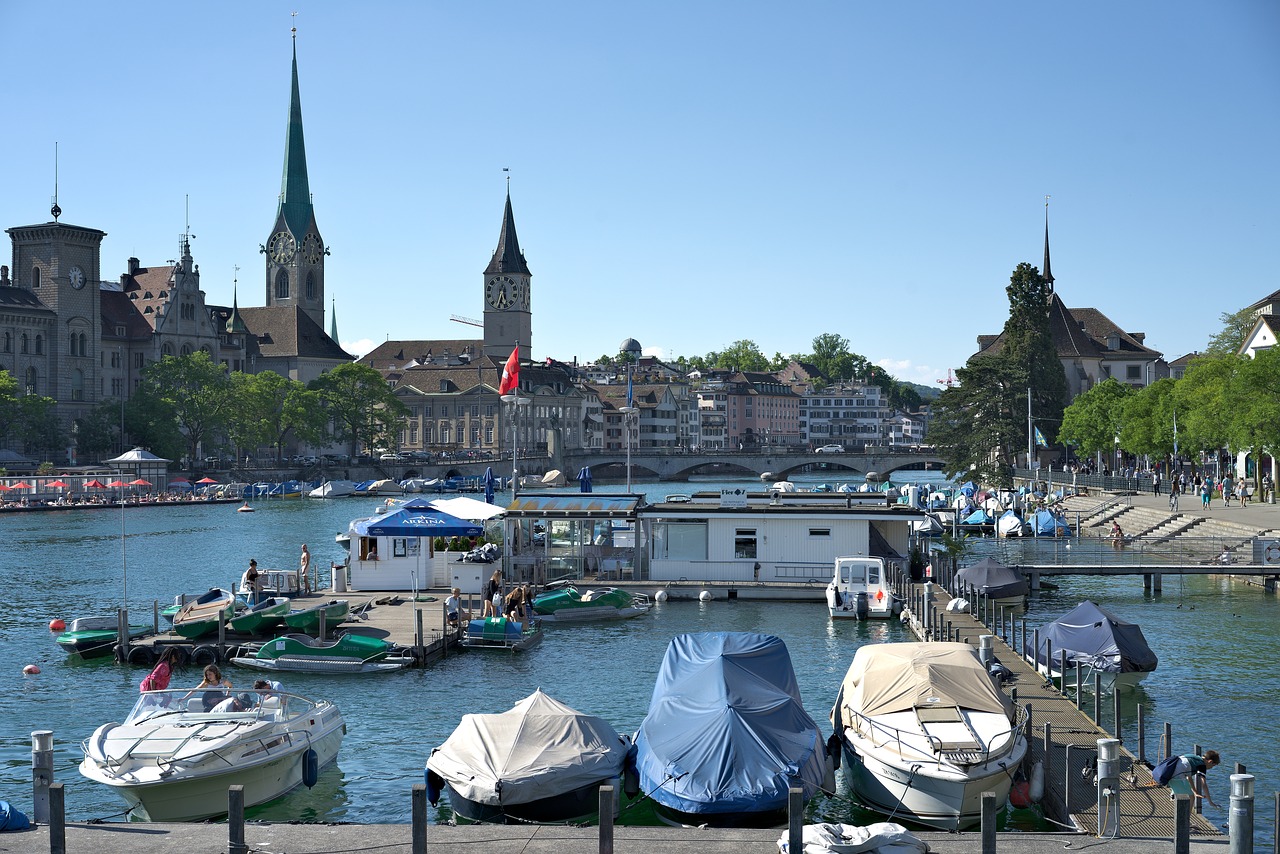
1008, 780, 1032, 809
49, 619, 66, 632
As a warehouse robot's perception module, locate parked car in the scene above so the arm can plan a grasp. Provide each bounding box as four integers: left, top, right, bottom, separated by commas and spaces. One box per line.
815, 444, 845, 454
379, 452, 401, 462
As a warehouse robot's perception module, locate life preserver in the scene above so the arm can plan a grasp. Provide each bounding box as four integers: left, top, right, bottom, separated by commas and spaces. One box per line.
875, 590, 884, 601
126, 646, 156, 666
191, 645, 219, 666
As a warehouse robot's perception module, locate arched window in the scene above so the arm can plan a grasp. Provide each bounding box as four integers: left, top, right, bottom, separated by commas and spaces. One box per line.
306, 272, 316, 301
180, 344, 192, 357
3, 332, 10, 353
24, 367, 36, 395
275, 269, 290, 299
35, 335, 42, 355
20, 334, 28, 354
161, 343, 174, 357
31, 267, 40, 289
72, 369, 84, 401
80, 333, 88, 355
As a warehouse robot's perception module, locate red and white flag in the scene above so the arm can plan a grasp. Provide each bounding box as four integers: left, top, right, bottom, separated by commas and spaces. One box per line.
499, 345, 520, 395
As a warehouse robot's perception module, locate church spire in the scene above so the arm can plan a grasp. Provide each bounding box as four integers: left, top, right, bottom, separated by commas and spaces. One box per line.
1042, 195, 1054, 291
227, 269, 248, 334
277, 29, 313, 239
484, 190, 531, 276
329, 297, 339, 342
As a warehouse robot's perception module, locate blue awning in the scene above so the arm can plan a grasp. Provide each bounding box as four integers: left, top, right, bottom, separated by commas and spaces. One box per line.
354, 506, 483, 538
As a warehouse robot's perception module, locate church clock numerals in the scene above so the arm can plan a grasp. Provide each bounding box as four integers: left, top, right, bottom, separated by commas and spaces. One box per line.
268, 231, 297, 263
303, 234, 323, 264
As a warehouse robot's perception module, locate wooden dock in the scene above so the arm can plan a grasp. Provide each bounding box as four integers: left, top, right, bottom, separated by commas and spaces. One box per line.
901, 580, 1220, 839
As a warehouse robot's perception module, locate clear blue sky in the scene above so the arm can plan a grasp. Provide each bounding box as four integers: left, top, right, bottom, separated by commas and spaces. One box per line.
4, 2, 1277, 387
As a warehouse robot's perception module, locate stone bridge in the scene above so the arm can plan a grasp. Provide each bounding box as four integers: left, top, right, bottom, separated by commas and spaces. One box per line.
555, 449, 946, 483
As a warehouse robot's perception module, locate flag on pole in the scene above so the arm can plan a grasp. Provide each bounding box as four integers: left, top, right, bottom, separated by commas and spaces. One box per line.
626, 364, 634, 409
499, 345, 519, 395
1034, 426, 1048, 448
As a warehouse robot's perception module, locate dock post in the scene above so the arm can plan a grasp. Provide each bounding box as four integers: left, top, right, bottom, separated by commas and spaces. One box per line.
1229, 774, 1254, 854
599, 784, 615, 854
153, 599, 159, 634
1143, 573, 1152, 593
1136, 704, 1146, 763
978, 634, 994, 669
1075, 661, 1084, 709
1043, 723, 1052, 790
1164, 722, 1174, 762
1153, 572, 1162, 593
1032, 629, 1040, 669
1174, 794, 1192, 854
1194, 743, 1203, 814
31, 730, 53, 823
1096, 738, 1120, 837
788, 783, 803, 854
218, 616, 226, 660
49, 782, 65, 854
228, 785, 247, 854
416, 609, 426, 663
980, 791, 997, 854
1113, 690, 1122, 742
412, 783, 427, 854
117, 608, 130, 663
319, 611, 328, 641
1093, 674, 1101, 723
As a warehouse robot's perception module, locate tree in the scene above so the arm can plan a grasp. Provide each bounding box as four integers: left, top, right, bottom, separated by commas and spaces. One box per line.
1119, 378, 1178, 461
929, 354, 1023, 486
74, 400, 124, 464
1173, 353, 1238, 463
998, 262, 1069, 450
711, 340, 770, 373
137, 351, 232, 465
1059, 378, 1134, 459
309, 363, 408, 457
15, 395, 67, 462
228, 372, 328, 462
1223, 347, 1280, 475
123, 386, 184, 463
1205, 306, 1256, 356
808, 333, 857, 382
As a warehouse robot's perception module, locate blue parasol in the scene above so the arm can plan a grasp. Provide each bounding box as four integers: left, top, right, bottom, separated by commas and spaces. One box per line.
482, 466, 496, 504
578, 466, 593, 493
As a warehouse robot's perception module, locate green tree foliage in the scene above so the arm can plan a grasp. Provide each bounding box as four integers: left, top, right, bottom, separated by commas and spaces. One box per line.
929, 354, 1023, 486
1172, 354, 1238, 459
1223, 347, 1280, 463
808, 333, 857, 382
309, 363, 408, 457
999, 262, 1068, 448
74, 401, 124, 464
15, 395, 67, 462
1205, 306, 1256, 356
229, 371, 328, 463
1119, 378, 1177, 460
134, 351, 232, 466
711, 340, 770, 372
1059, 378, 1134, 457
123, 387, 184, 462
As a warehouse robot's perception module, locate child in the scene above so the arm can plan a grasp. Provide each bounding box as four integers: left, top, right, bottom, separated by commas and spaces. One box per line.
445, 587, 462, 627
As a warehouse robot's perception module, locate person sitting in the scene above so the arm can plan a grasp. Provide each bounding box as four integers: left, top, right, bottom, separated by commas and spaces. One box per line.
445, 587, 463, 627
189, 664, 233, 711
504, 587, 525, 623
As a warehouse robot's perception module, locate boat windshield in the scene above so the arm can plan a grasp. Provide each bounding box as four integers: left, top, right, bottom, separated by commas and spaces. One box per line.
129, 688, 316, 722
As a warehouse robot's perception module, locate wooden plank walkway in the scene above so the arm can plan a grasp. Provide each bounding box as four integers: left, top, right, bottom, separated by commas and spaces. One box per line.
901, 581, 1220, 839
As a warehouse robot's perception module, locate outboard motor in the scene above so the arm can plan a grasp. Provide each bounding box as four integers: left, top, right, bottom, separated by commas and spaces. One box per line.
855, 592, 870, 619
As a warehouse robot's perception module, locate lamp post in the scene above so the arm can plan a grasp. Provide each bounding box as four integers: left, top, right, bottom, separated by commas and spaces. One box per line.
501, 394, 530, 497
620, 405, 639, 493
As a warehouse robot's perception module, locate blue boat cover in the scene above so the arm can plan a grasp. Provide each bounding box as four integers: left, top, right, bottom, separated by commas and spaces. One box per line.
1031, 509, 1071, 536
1026, 600, 1159, 674
634, 632, 826, 817
961, 508, 992, 525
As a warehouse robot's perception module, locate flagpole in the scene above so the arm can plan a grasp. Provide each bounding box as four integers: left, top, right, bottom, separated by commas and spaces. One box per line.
1027, 387, 1034, 475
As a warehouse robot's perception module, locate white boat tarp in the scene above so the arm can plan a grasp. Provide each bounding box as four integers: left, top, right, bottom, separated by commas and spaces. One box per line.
836, 642, 1013, 721
541, 469, 567, 486
777, 821, 928, 854
430, 495, 507, 521
425, 689, 629, 806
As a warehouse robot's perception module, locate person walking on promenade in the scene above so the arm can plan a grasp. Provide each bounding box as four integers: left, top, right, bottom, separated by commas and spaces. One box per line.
1152, 471, 1161, 496
1169, 480, 1180, 513
1221, 474, 1234, 507
1201, 477, 1213, 509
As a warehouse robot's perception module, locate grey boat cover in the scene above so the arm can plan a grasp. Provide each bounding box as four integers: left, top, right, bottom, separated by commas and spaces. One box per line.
425, 689, 629, 807
1026, 600, 1159, 674
832, 642, 1013, 727
951, 557, 1029, 599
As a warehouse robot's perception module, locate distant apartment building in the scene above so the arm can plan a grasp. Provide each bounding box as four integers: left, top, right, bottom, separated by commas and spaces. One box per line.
799, 384, 889, 449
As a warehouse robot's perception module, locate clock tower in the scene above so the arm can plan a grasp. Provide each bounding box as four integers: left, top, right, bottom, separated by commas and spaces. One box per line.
263, 31, 326, 329
482, 191, 532, 360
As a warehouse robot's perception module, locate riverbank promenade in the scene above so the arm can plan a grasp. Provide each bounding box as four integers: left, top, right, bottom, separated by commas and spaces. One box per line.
17, 821, 1232, 853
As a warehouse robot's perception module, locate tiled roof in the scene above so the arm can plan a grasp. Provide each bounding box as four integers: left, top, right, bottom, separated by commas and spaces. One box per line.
122, 264, 178, 330
0, 287, 53, 312
237, 306, 355, 360
100, 291, 155, 341
974, 293, 1161, 361
360, 339, 483, 371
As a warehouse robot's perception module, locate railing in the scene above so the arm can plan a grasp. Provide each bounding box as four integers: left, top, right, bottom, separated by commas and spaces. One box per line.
979, 535, 1272, 568
839, 703, 1028, 770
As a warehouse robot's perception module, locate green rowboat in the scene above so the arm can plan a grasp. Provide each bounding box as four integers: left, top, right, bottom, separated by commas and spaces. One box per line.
283, 599, 350, 634
228, 597, 291, 635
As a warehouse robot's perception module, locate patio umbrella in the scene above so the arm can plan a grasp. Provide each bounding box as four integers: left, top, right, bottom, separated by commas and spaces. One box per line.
0, 483, 11, 492
170, 476, 190, 483
10, 481, 32, 489
130, 478, 152, 487
46, 480, 69, 488
578, 466, 593, 494
482, 466, 496, 504
84, 479, 107, 489
106, 480, 129, 488
197, 477, 219, 484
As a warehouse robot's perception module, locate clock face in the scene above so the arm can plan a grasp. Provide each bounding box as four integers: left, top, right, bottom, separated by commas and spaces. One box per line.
486, 275, 515, 309
268, 231, 297, 264
303, 235, 323, 264
510, 278, 528, 309
68, 266, 86, 290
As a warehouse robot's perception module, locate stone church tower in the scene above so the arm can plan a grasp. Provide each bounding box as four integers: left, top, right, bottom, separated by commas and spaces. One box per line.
482, 191, 532, 360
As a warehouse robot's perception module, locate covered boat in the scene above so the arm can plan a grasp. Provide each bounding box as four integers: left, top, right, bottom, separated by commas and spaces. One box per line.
283, 599, 350, 634
633, 632, 832, 827
830, 642, 1028, 830
1030, 508, 1071, 537
55, 617, 152, 659
531, 586, 651, 622
425, 689, 631, 824
1023, 600, 1158, 691
79, 688, 344, 821
995, 510, 1025, 538
951, 558, 1029, 606
171, 588, 236, 639
826, 556, 900, 620
309, 479, 358, 499
231, 632, 411, 673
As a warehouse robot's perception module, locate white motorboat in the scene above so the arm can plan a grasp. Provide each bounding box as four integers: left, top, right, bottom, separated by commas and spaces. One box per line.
825, 556, 900, 620
830, 642, 1028, 830
309, 479, 358, 499
79, 688, 345, 821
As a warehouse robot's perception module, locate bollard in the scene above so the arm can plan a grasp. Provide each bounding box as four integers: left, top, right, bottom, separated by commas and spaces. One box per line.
978, 634, 994, 669
1032, 629, 1041, 669
788, 783, 803, 854
981, 791, 997, 854
1096, 738, 1120, 837
416, 609, 426, 663
1229, 774, 1254, 854
599, 784, 616, 854
32, 730, 53, 824
1175, 794, 1192, 854
228, 785, 247, 854
412, 783, 427, 854
49, 782, 65, 854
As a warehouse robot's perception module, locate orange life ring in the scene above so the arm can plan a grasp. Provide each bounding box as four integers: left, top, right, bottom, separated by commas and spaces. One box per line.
875, 590, 884, 601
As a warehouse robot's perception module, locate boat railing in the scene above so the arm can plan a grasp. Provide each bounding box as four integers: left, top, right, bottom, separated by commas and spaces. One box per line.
845, 702, 1027, 769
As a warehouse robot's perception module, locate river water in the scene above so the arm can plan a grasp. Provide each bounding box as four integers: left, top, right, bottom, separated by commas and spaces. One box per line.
2, 471, 1273, 842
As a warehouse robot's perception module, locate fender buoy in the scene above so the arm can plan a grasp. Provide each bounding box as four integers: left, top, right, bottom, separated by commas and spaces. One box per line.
127, 646, 156, 666
425, 768, 445, 805
191, 645, 219, 666
623, 762, 640, 799
875, 589, 884, 601
699, 590, 712, 602
302, 748, 319, 788
1029, 761, 1045, 803
49, 619, 66, 632
1009, 779, 1032, 809
826, 733, 842, 771
23, 664, 40, 675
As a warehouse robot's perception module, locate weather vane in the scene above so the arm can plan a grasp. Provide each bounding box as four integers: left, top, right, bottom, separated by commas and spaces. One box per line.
291, 10, 298, 36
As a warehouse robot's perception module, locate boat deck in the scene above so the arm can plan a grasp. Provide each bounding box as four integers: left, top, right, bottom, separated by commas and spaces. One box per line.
901, 581, 1220, 840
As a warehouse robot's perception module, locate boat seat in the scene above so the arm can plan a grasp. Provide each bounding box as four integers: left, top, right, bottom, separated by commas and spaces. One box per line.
188, 698, 204, 713
916, 705, 981, 753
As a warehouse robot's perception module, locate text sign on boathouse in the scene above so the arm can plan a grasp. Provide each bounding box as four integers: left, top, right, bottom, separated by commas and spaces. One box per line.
720, 488, 748, 508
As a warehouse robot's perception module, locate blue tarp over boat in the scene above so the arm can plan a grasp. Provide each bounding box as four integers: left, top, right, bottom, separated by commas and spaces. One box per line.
952, 557, 1030, 599
1031, 508, 1072, 536
1025, 601, 1159, 674
961, 508, 993, 525
633, 632, 827, 822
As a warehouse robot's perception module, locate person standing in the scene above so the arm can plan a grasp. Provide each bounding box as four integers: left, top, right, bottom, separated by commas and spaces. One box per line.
140, 647, 182, 693
245, 559, 264, 606
1169, 479, 1180, 513
299, 544, 312, 595
483, 569, 503, 618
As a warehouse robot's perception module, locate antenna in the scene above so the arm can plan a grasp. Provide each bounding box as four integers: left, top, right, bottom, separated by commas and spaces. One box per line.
503, 166, 509, 191
51, 142, 61, 221
291, 9, 298, 37
450, 314, 483, 328
936, 369, 955, 388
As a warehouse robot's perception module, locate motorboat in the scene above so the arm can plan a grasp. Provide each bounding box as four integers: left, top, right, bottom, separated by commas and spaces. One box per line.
228, 597, 291, 635
830, 642, 1028, 830
826, 556, 900, 620
231, 632, 412, 673
951, 558, 1029, 609
634, 632, 833, 827
283, 599, 350, 634
1022, 600, 1158, 692
54, 617, 152, 659
995, 510, 1026, 537
425, 689, 631, 824
309, 479, 358, 499
238, 567, 304, 600
531, 586, 651, 622
79, 687, 345, 821
460, 617, 543, 651
1029, 508, 1071, 537
171, 588, 237, 640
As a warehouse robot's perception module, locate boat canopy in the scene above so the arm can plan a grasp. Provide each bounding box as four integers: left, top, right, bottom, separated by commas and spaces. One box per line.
635, 632, 827, 814
836, 642, 1013, 720
354, 506, 483, 538
1028, 601, 1159, 674
425, 689, 629, 807
1030, 508, 1071, 536
951, 557, 1030, 599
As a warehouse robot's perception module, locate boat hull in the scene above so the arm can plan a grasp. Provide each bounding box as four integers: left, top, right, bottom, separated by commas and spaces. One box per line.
56, 625, 151, 658
283, 601, 350, 633
445, 777, 620, 825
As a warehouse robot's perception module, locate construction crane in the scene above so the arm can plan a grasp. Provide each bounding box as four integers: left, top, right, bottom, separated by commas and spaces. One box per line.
450, 314, 482, 328
936, 369, 955, 388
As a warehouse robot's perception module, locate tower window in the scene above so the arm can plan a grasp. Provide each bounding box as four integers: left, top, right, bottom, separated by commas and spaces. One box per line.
21, 334, 28, 354
34, 335, 43, 355
24, 366, 36, 395
31, 267, 40, 289
306, 272, 316, 301
275, 269, 290, 299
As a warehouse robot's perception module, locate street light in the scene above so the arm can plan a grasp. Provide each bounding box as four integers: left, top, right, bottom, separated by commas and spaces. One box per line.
620, 405, 639, 493
501, 394, 530, 497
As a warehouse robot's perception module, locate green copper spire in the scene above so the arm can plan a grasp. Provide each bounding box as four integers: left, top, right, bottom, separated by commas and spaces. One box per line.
329, 297, 339, 341
278, 34, 313, 239
227, 277, 248, 334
